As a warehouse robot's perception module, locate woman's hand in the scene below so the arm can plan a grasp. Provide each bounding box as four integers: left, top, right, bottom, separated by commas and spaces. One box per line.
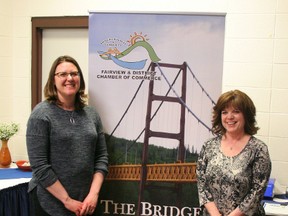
80, 193, 98, 215
46, 180, 83, 215
63, 197, 83, 216
204, 202, 222, 216
227, 207, 245, 216
79, 172, 104, 215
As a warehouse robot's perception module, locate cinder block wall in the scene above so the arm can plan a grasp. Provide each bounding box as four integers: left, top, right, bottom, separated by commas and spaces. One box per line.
0, 0, 287, 193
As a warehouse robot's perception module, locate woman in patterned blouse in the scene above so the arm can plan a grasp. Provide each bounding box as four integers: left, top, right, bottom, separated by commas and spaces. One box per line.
196, 90, 271, 216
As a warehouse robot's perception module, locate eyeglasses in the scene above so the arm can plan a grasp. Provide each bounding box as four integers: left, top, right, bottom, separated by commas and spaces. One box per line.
55, 71, 79, 79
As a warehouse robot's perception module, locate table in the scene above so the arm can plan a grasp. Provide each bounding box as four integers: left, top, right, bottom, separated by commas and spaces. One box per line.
0, 168, 32, 216
263, 195, 288, 215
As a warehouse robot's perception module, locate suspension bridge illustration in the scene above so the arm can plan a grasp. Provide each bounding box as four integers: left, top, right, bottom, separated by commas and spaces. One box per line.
103, 61, 216, 214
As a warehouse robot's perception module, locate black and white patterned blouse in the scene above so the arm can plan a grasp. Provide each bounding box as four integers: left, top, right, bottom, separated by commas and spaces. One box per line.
196, 136, 271, 216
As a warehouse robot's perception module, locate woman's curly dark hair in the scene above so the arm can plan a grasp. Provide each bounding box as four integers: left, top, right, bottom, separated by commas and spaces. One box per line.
212, 89, 259, 136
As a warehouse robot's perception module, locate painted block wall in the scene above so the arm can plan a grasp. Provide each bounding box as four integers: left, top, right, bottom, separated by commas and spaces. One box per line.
0, 0, 288, 193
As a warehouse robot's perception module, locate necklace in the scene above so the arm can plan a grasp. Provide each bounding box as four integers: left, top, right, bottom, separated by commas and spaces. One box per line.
56, 103, 76, 124
228, 142, 238, 151
67, 111, 75, 124
224, 134, 250, 151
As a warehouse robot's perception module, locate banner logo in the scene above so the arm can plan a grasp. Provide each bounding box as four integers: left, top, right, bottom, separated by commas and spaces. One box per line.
98, 32, 161, 70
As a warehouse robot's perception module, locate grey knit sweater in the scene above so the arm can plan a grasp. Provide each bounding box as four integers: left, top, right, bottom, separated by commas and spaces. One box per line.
26, 101, 108, 216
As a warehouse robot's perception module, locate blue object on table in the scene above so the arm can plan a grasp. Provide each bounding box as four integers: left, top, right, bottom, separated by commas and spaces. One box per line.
264, 178, 275, 199
0, 168, 32, 180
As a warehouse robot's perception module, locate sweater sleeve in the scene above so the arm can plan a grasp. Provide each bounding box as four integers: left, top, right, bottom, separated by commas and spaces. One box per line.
90, 107, 109, 176
196, 140, 214, 207
26, 112, 58, 189
238, 141, 271, 214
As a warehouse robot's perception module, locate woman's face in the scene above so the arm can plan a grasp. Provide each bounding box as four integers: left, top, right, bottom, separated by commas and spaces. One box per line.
221, 105, 245, 135
54, 61, 80, 101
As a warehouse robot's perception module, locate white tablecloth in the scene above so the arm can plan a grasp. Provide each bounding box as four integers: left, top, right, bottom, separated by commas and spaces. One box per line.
0, 178, 31, 190
0, 164, 31, 190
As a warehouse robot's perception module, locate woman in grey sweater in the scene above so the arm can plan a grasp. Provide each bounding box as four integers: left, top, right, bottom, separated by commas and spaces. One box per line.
26, 55, 108, 216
